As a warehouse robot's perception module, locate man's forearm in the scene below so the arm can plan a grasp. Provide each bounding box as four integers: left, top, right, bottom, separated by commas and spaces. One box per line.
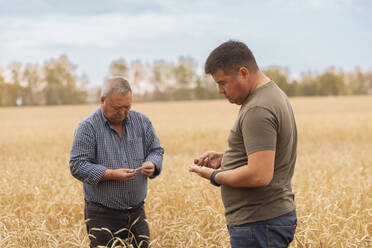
101, 169, 115, 181
215, 165, 271, 187
214, 150, 275, 187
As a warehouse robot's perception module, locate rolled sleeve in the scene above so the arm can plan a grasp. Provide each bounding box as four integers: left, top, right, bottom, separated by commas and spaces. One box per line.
144, 121, 164, 178
146, 152, 163, 178
69, 122, 107, 185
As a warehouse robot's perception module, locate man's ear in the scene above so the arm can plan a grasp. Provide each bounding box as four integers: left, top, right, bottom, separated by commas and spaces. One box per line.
239, 67, 250, 79
100, 96, 105, 104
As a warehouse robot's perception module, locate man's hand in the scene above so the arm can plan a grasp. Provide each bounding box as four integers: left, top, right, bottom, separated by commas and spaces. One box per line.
194, 151, 223, 169
189, 165, 214, 180
141, 161, 155, 177
102, 168, 136, 182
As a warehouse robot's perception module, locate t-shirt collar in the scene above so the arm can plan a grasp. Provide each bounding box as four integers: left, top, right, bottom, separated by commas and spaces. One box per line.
241, 80, 273, 107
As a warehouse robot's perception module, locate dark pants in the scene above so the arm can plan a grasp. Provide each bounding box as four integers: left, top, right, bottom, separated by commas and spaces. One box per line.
227, 210, 297, 248
84, 200, 150, 248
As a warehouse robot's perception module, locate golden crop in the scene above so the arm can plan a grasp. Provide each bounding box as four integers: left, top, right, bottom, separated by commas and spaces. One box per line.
0, 96, 371, 247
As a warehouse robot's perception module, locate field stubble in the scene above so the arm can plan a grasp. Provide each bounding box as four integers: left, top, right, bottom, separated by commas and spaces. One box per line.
0, 96, 371, 247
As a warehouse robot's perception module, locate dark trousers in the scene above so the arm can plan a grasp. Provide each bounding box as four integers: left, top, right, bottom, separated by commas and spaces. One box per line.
227, 210, 297, 248
84, 200, 150, 248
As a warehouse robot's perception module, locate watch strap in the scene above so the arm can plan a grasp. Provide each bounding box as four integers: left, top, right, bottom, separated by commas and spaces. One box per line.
210, 170, 222, 187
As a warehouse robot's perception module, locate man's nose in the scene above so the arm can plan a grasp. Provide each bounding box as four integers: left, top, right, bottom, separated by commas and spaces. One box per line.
218, 85, 224, 94
119, 108, 126, 116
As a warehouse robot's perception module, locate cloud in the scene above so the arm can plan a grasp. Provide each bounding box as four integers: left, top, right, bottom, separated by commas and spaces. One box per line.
0, 8, 226, 52
271, 0, 369, 12
307, 0, 366, 10
0, 0, 370, 85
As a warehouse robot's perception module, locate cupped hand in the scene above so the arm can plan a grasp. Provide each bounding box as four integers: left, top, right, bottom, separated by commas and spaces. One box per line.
189, 164, 214, 180
193, 151, 223, 169
111, 168, 136, 182
141, 161, 155, 177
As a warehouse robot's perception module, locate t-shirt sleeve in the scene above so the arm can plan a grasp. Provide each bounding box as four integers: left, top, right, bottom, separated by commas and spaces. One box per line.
241, 106, 278, 155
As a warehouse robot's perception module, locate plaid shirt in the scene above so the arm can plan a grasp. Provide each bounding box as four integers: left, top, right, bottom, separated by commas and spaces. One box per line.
70, 107, 164, 210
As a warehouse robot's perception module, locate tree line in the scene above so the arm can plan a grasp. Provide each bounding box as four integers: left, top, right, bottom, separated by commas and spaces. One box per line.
0, 55, 371, 106
0, 56, 87, 106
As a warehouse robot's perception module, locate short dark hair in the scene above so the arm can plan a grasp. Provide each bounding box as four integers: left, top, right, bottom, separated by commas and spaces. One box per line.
204, 40, 259, 75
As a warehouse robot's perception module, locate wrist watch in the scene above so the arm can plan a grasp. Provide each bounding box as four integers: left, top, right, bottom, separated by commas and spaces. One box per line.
210, 170, 222, 187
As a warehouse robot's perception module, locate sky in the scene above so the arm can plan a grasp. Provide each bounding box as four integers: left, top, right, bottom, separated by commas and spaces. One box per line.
0, 0, 371, 86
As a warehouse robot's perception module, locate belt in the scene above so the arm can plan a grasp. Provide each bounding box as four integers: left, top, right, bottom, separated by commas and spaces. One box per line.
85, 199, 144, 212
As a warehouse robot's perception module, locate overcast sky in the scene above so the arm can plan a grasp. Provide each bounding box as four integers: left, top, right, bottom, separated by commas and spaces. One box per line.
0, 0, 371, 86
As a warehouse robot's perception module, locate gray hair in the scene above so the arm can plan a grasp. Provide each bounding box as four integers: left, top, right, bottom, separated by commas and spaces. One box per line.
101, 76, 132, 99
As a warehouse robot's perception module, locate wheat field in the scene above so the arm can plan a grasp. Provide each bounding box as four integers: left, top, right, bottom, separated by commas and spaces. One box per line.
0, 96, 371, 247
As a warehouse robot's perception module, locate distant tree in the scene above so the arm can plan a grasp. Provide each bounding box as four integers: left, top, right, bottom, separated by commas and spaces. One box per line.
172, 57, 196, 87
109, 59, 129, 78
170, 57, 197, 100
43, 55, 87, 105
78, 73, 89, 102
0, 71, 6, 106
365, 71, 372, 94
130, 60, 146, 100
264, 67, 290, 94
315, 69, 345, 96
86, 86, 102, 104
347, 69, 368, 95
194, 74, 209, 100
194, 74, 221, 100
8, 63, 23, 105
22, 64, 44, 105
0, 83, 19, 106
149, 60, 170, 101
287, 80, 301, 97
300, 72, 317, 96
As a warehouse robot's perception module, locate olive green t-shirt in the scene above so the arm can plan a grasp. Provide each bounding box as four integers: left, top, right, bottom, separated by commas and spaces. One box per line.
221, 81, 297, 226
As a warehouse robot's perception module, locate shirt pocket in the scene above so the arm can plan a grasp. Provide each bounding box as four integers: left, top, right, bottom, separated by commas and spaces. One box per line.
128, 137, 145, 161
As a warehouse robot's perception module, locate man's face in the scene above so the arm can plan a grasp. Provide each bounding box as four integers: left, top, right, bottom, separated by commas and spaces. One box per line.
212, 69, 250, 105
101, 91, 132, 125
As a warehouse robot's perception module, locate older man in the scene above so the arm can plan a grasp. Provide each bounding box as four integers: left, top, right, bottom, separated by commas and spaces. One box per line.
70, 77, 164, 248
189, 40, 298, 248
